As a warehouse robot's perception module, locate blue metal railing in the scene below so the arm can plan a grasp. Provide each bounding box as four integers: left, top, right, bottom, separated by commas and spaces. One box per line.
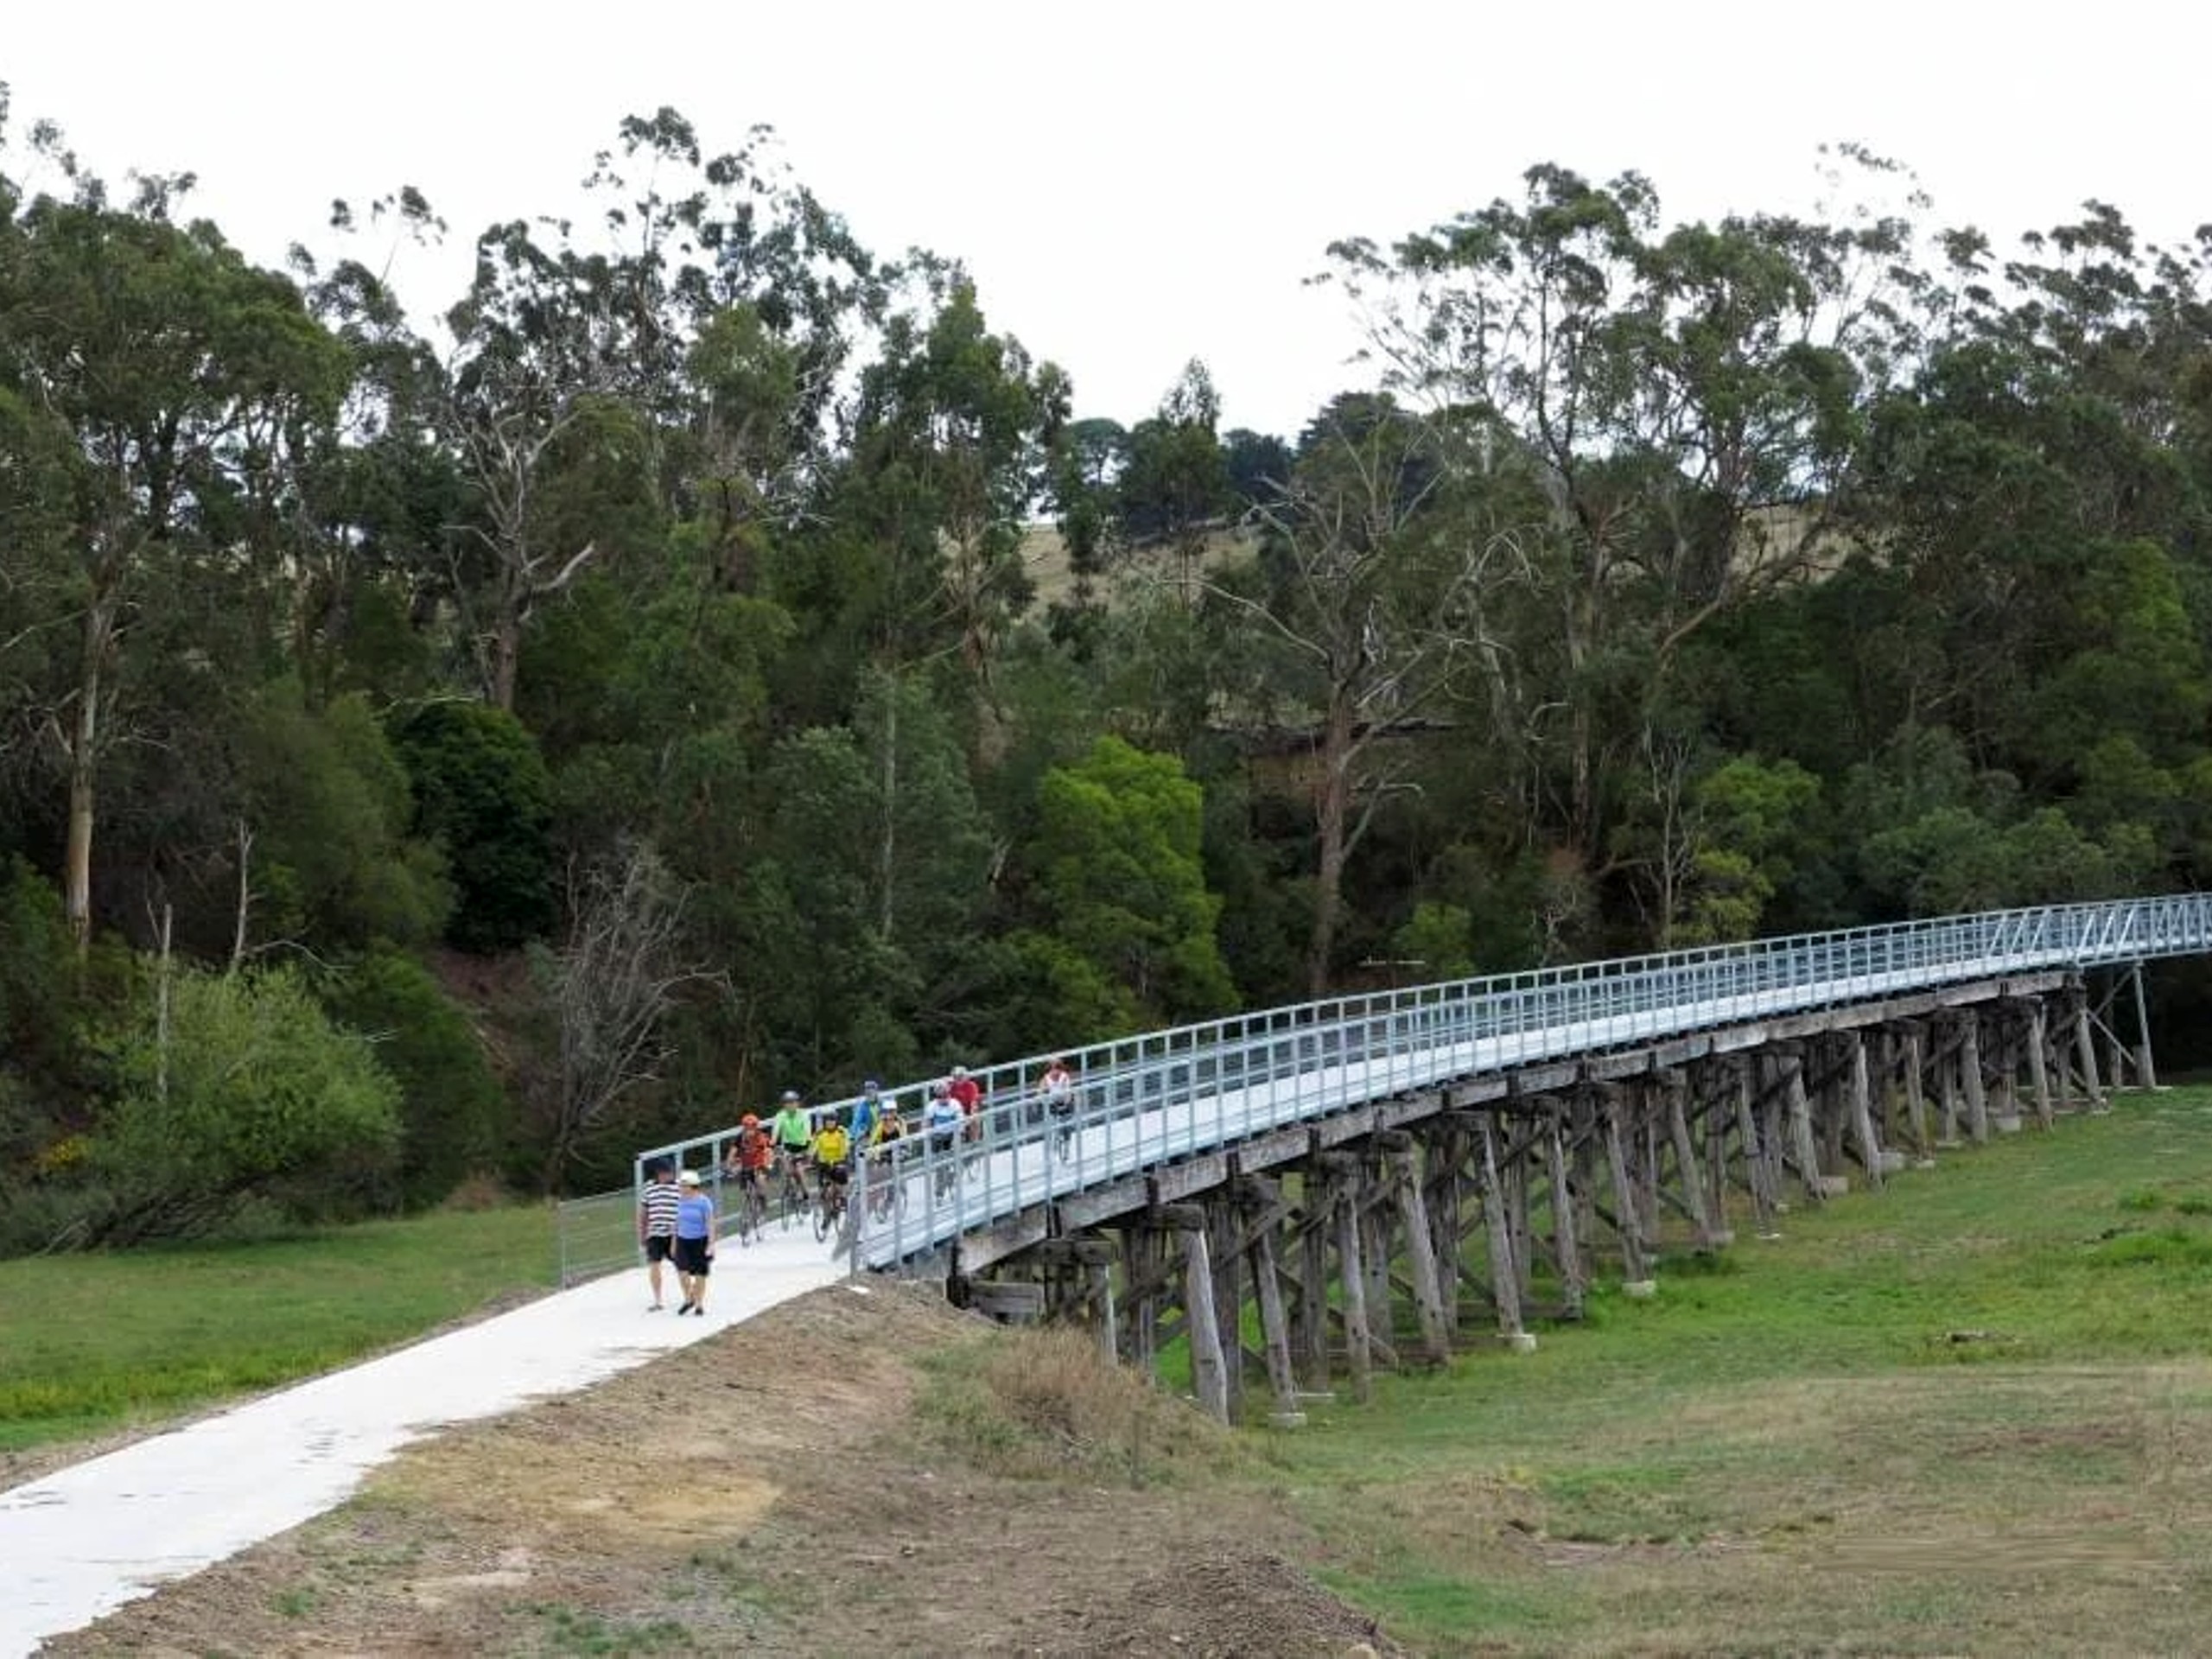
637, 895, 2208, 1271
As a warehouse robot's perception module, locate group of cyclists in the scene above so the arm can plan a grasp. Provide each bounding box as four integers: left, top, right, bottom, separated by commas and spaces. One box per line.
710, 1057, 1082, 1234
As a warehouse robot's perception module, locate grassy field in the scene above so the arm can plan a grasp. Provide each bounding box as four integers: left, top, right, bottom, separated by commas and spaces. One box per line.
1268, 1087, 2212, 1654
0, 1203, 556, 1457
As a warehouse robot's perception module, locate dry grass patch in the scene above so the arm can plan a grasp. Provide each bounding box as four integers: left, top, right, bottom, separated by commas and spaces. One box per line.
916, 1321, 1242, 1485
53, 1282, 1390, 1657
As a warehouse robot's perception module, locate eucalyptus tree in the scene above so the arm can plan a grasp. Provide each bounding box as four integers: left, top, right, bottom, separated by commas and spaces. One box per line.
1215, 392, 1529, 990
438, 109, 880, 710
1118, 359, 1234, 604
1325, 162, 1908, 938
0, 136, 347, 949
818, 264, 1069, 709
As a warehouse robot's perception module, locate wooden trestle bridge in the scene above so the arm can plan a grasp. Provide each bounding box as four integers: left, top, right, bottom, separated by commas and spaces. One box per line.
640, 898, 2202, 1425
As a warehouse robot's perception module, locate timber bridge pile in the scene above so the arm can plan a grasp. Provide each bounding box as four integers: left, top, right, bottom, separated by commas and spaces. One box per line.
642, 899, 2197, 1424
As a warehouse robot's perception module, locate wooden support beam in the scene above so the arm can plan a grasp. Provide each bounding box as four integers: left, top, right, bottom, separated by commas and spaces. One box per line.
1784, 1056, 1829, 1203
1088, 1258, 1118, 1363
1298, 1205, 1330, 1389
1664, 1071, 1721, 1247
1901, 1026, 1930, 1157
2073, 987, 2107, 1115
2026, 1000, 2055, 1129
1936, 1021, 1962, 1146
1173, 1214, 1230, 1423
1735, 1059, 1778, 1238
1207, 1199, 1243, 1419
1601, 1088, 1656, 1291
1545, 1109, 1587, 1316
1847, 1033, 1885, 1192
1476, 1116, 1532, 1348
1385, 1143, 1453, 1364
2132, 963, 2158, 1090
1249, 1222, 1305, 1425
1961, 1015, 1991, 1142
1333, 1177, 1374, 1404
968, 1279, 1046, 1322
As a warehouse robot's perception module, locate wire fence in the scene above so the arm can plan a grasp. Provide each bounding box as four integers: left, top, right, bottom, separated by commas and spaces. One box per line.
554, 1186, 637, 1287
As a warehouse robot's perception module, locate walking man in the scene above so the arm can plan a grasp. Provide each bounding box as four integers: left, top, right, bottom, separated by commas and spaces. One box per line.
639, 1160, 681, 1311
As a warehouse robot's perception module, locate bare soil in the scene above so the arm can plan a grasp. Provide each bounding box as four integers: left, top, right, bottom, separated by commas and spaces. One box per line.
46, 1282, 1393, 1657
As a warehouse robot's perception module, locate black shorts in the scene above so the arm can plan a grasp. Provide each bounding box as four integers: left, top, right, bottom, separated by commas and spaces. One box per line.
644, 1234, 676, 1263
673, 1236, 712, 1275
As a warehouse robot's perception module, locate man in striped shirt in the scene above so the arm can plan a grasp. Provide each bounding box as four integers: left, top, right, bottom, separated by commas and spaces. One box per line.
638, 1161, 682, 1311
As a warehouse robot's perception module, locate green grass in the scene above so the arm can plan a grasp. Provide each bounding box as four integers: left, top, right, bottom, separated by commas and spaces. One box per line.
1263, 1088, 2212, 1655
0, 1204, 556, 1456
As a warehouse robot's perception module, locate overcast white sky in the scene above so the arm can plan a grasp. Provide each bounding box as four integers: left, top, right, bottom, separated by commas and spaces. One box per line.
6, 2, 2206, 437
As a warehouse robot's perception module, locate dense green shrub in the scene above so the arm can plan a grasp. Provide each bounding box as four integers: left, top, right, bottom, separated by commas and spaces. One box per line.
390, 701, 556, 953
321, 950, 507, 1209
89, 964, 404, 1243
238, 689, 453, 951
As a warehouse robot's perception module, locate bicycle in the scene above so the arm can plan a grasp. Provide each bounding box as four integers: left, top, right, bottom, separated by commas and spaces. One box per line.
863, 1147, 908, 1224
729, 1173, 768, 1245
813, 1168, 849, 1243
774, 1155, 810, 1230
927, 1130, 960, 1205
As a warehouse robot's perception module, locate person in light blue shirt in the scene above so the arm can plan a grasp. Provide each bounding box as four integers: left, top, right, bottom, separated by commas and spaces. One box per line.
672, 1170, 715, 1317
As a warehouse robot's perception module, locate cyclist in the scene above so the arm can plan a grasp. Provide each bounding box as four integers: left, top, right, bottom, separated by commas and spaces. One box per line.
849, 1078, 887, 1143
1039, 1056, 1077, 1155
869, 1094, 909, 1149
863, 1093, 910, 1218
770, 1090, 813, 1199
948, 1065, 982, 1142
810, 1108, 854, 1223
924, 1081, 963, 1201
732, 1113, 772, 1211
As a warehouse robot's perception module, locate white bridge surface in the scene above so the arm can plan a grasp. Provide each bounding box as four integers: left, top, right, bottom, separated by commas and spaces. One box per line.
0, 1229, 842, 1657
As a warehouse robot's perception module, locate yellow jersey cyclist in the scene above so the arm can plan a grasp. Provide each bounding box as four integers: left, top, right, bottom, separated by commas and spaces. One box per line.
810, 1109, 854, 1213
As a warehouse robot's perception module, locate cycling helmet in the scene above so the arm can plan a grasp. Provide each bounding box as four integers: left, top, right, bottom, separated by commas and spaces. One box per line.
780, 1089, 801, 1102
863, 1077, 881, 1090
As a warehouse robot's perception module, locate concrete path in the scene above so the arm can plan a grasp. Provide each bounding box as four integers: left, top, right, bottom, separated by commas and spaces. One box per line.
0, 1226, 842, 1656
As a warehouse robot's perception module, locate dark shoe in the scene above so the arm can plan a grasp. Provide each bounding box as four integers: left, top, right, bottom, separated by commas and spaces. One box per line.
690, 1304, 706, 1317
677, 1300, 694, 1315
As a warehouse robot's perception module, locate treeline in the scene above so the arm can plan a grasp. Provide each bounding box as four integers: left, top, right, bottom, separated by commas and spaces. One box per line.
3, 105, 2209, 1247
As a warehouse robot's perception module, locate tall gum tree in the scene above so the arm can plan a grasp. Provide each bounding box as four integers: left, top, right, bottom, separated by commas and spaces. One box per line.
1325, 160, 1907, 935
0, 147, 346, 948
1212, 393, 1529, 992
439, 109, 879, 709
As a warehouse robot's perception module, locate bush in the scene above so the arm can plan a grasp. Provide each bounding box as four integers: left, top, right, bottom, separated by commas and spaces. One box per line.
90, 963, 404, 1243
321, 950, 508, 1210
390, 700, 556, 953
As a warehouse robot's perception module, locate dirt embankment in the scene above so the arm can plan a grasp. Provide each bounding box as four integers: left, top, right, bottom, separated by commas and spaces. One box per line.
51, 1281, 1394, 1657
